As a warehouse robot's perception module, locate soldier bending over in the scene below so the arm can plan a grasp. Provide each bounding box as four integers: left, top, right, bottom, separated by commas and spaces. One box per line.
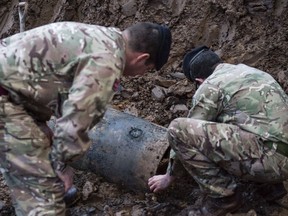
149, 46, 288, 215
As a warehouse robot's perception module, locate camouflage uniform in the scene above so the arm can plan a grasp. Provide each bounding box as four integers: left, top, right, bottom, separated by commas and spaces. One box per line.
0, 21, 125, 215
168, 63, 288, 198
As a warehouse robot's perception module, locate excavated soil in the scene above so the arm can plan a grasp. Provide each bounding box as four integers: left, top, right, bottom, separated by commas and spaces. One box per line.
1, 0, 288, 215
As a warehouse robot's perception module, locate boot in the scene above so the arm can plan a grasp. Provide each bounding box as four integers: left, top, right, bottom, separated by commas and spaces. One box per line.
188, 189, 243, 216
64, 185, 80, 207
257, 182, 287, 202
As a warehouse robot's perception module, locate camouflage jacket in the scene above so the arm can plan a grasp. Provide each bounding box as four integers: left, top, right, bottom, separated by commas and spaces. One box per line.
0, 21, 126, 165
168, 63, 288, 175
188, 63, 288, 144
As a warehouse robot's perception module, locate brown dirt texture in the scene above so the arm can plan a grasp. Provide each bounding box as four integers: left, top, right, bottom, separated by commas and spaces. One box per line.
1, 0, 288, 215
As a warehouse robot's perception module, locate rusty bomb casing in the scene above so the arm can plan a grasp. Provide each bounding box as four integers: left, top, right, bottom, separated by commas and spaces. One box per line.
49, 108, 170, 191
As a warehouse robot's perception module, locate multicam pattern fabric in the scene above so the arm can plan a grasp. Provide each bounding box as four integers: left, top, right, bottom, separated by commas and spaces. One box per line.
0, 21, 125, 215
188, 63, 288, 144
0, 21, 125, 165
168, 63, 288, 198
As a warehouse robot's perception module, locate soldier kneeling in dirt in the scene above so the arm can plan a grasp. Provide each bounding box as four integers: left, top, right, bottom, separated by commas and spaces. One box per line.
0, 21, 171, 215
149, 46, 288, 215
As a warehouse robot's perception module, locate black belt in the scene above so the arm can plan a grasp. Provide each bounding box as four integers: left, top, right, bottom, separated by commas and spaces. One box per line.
265, 141, 288, 157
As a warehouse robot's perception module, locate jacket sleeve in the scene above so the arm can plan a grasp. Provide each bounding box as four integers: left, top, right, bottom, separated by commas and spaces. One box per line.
166, 149, 177, 175
50, 53, 122, 168
188, 83, 224, 121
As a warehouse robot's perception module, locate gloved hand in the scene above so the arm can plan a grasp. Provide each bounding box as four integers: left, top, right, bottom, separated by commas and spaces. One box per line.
58, 165, 79, 207
55, 165, 74, 192
53, 162, 79, 206
64, 185, 80, 207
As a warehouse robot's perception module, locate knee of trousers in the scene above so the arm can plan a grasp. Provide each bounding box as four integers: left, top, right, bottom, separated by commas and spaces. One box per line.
167, 118, 188, 149
168, 118, 179, 144
168, 118, 207, 150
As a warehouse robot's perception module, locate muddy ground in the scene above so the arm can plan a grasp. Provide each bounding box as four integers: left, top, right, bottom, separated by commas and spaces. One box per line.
1, 0, 288, 215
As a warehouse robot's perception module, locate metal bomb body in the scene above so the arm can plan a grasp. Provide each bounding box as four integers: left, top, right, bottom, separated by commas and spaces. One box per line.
49, 108, 169, 191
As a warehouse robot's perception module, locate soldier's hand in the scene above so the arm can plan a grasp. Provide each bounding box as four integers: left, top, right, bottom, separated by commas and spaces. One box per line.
56, 165, 74, 192
148, 173, 175, 193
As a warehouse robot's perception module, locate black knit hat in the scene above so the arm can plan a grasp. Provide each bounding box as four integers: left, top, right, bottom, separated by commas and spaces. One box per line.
182, 45, 210, 81
155, 25, 172, 71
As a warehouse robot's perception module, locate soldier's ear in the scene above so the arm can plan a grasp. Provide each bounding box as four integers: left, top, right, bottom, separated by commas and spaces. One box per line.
135, 53, 150, 65
195, 78, 205, 83
195, 78, 205, 89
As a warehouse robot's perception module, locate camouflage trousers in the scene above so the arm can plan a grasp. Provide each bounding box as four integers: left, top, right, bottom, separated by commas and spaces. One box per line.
0, 96, 65, 215
168, 118, 288, 198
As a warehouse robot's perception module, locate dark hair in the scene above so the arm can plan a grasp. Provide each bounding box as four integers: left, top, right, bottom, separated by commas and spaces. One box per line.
125, 22, 172, 70
182, 46, 222, 82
